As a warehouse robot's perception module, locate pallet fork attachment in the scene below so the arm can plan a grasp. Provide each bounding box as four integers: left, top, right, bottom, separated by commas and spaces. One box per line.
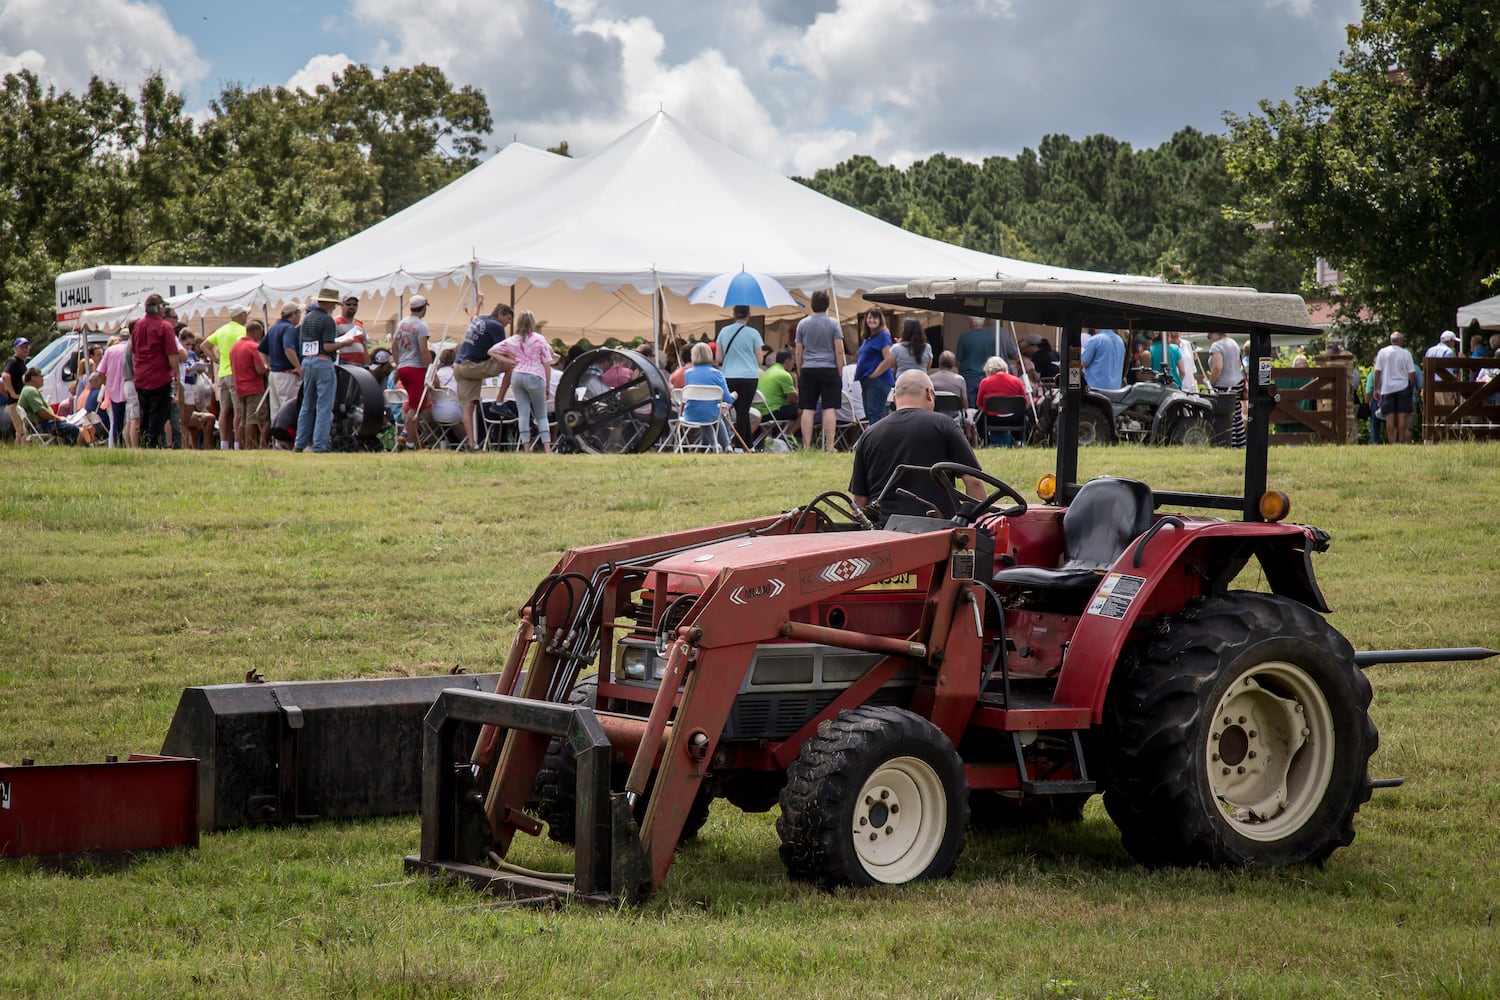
404, 688, 648, 906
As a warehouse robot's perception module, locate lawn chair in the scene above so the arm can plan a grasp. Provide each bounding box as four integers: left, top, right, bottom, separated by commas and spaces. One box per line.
18, 408, 60, 445
753, 390, 796, 452
981, 395, 1028, 447
676, 384, 729, 452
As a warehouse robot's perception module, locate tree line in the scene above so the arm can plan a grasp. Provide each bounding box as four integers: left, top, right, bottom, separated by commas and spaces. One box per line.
2, 1, 1492, 362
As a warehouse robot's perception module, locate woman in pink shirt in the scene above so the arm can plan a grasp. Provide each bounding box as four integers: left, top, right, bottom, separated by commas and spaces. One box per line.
497, 310, 556, 452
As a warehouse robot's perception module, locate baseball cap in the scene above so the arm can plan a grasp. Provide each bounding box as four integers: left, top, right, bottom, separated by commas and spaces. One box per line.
371, 348, 393, 365
280, 302, 302, 318
1021, 335, 1045, 347
230, 303, 249, 316
14, 337, 29, 348
409, 295, 428, 310
1440, 330, 1458, 343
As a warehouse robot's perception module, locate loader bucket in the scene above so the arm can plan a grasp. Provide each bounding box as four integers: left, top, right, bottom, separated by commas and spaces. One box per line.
161, 674, 502, 830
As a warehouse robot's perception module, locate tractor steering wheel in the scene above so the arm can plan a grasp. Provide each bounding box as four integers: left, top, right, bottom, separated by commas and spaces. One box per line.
927, 462, 1029, 522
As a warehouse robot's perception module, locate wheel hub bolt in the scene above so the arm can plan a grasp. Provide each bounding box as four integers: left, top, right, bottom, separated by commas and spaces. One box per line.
869, 833, 877, 842
1238, 716, 1247, 724
880, 790, 889, 800
885, 827, 894, 835
890, 805, 899, 814
1237, 766, 1246, 774
1222, 767, 1231, 775
1212, 753, 1220, 762
1248, 730, 1257, 738
1248, 751, 1256, 759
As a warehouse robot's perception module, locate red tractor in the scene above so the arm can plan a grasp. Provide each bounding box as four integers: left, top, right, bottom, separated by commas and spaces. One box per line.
407, 279, 1492, 904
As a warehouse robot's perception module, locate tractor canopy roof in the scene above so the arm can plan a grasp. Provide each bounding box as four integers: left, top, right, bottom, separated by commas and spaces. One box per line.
865, 278, 1316, 337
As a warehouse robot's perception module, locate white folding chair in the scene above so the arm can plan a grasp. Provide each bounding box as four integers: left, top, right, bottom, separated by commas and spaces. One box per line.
753, 390, 797, 452
18, 409, 58, 445
676, 384, 728, 452
383, 387, 408, 450
834, 389, 867, 450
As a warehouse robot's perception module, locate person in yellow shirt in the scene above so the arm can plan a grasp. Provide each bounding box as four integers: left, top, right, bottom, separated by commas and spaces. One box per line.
202, 304, 249, 449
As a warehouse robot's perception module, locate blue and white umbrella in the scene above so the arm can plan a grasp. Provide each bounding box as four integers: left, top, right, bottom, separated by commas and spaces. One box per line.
688, 269, 801, 309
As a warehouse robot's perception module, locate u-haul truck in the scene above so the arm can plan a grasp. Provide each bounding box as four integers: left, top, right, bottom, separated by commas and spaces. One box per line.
54, 265, 268, 325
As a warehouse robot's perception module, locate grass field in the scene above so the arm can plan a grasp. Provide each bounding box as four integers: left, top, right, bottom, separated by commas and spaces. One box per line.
2, 443, 1498, 999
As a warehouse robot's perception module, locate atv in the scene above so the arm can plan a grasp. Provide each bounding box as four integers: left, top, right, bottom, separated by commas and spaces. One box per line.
1034, 367, 1213, 445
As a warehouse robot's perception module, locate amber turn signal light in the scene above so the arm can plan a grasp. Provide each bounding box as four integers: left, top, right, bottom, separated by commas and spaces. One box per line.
1037, 473, 1057, 502
1258, 491, 1291, 522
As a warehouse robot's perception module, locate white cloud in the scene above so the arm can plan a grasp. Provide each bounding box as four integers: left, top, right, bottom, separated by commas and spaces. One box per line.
0, 0, 207, 94
286, 54, 355, 94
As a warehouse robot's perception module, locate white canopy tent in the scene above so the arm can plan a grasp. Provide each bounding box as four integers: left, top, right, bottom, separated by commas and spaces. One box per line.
1458, 294, 1500, 330
80, 112, 1151, 343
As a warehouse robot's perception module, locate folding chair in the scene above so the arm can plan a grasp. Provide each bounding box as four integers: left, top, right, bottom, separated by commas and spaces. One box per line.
18, 409, 59, 445
981, 395, 1029, 447
676, 384, 729, 452
753, 391, 797, 452
833, 389, 866, 450
383, 387, 408, 450
425, 385, 467, 449
933, 390, 977, 445
479, 400, 518, 451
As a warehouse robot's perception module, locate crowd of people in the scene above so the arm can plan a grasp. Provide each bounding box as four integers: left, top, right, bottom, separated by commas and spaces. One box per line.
6, 288, 1497, 454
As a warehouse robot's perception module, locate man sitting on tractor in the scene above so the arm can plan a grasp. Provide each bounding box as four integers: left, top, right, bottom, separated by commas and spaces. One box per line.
850, 369, 986, 519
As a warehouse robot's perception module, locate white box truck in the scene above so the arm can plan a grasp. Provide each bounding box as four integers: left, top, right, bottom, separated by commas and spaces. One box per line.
40, 265, 268, 405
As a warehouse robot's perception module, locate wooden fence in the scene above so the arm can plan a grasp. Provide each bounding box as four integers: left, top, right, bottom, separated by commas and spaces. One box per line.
1269, 365, 1350, 445
1421, 358, 1500, 441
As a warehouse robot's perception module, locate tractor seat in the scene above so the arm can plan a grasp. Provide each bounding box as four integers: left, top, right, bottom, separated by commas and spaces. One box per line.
992, 477, 1154, 592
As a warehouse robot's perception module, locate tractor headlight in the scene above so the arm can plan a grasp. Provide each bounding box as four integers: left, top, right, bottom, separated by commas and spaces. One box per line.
616, 643, 651, 681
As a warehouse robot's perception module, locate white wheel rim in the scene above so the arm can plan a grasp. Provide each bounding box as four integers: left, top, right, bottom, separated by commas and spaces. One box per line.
851, 756, 947, 883
1205, 660, 1336, 842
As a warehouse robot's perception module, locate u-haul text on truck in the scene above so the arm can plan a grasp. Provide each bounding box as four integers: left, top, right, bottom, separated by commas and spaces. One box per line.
54, 265, 268, 325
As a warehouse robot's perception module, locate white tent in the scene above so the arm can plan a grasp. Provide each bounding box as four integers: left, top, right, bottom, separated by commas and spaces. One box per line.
1458, 294, 1500, 330
82, 112, 1150, 342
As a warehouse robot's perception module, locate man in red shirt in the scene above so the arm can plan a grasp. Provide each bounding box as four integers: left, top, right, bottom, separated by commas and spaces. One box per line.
132, 294, 183, 448
230, 319, 271, 449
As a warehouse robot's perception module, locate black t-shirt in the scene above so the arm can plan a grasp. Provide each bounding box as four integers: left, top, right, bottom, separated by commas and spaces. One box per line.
1032, 343, 1060, 381
3, 355, 27, 403
849, 407, 981, 517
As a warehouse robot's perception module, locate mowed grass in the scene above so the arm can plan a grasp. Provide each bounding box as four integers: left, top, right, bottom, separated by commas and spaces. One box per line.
1, 442, 1498, 999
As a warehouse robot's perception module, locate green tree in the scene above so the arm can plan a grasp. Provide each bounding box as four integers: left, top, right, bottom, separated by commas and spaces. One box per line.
1225, 0, 1500, 356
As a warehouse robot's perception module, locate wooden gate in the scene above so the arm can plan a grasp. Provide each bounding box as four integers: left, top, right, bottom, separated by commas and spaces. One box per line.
1421, 358, 1500, 441
1270, 365, 1349, 445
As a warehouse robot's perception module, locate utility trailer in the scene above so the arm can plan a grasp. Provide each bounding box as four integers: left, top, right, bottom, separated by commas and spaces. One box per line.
407, 279, 1494, 905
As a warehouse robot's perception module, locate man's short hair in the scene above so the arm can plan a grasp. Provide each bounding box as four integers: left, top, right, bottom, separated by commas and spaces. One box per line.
893, 369, 933, 400
1391, 331, 1405, 343
810, 290, 830, 313
732, 304, 750, 320
775, 349, 793, 365
23, 367, 41, 381
969, 316, 988, 328
246, 319, 265, 336
938, 351, 957, 370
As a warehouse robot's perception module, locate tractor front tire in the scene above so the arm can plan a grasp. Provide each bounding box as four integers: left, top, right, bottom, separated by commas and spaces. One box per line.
777, 706, 968, 888
1102, 592, 1376, 867
535, 679, 712, 846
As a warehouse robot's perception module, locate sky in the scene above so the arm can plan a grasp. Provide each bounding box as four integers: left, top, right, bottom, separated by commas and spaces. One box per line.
0, 0, 1362, 175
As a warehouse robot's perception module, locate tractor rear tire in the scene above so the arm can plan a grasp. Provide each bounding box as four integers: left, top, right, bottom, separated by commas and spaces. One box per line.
777, 706, 968, 888
535, 679, 712, 846
1101, 592, 1376, 867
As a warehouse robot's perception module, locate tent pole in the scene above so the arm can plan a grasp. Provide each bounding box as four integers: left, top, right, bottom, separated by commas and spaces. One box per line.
652, 271, 661, 360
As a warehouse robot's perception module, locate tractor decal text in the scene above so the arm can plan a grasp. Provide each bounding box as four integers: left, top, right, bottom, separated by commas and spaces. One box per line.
857, 572, 918, 592
730, 579, 786, 605
801, 552, 892, 594
1086, 572, 1146, 619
